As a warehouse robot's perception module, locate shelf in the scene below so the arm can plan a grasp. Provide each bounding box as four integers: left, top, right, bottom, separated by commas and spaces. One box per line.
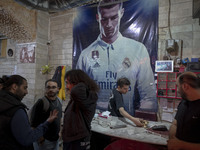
157, 72, 200, 122
157, 72, 200, 99
157, 72, 180, 99
158, 96, 182, 99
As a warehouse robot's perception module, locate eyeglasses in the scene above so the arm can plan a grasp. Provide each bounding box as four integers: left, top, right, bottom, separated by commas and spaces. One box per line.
46, 86, 57, 90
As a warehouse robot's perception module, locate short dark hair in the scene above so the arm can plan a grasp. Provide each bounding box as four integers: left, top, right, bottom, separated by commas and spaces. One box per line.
117, 77, 130, 88
97, 0, 123, 14
65, 69, 99, 92
2, 75, 27, 90
178, 72, 200, 89
45, 79, 58, 87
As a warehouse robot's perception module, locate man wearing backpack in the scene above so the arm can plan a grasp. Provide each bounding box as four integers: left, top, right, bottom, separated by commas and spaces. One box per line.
30, 79, 62, 150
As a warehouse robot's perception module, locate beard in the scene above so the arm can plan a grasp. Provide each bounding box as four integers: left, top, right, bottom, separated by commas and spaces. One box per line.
181, 92, 188, 100
15, 88, 26, 101
179, 87, 188, 100
47, 91, 58, 98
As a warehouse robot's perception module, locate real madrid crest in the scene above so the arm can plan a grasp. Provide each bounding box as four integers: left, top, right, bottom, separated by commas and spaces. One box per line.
122, 57, 131, 69
91, 50, 100, 68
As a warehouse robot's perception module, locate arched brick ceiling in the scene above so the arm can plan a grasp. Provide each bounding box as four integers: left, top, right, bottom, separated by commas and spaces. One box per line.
14, 0, 100, 13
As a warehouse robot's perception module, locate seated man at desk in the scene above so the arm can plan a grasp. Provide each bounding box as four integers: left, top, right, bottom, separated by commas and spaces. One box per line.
108, 77, 144, 127
168, 72, 200, 150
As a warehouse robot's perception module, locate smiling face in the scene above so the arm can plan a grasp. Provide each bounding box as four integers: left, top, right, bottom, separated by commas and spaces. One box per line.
97, 4, 124, 43
45, 81, 59, 99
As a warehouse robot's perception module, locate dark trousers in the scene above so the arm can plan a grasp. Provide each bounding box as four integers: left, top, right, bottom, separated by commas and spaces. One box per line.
90, 132, 111, 150
63, 137, 90, 150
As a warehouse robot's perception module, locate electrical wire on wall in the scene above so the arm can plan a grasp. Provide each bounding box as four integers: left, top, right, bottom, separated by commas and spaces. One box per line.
166, 0, 183, 68
168, 0, 172, 39
163, 0, 174, 60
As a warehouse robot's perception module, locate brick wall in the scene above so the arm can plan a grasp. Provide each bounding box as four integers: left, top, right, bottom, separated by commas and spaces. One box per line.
158, 0, 200, 60
0, 10, 50, 108
0, 0, 199, 109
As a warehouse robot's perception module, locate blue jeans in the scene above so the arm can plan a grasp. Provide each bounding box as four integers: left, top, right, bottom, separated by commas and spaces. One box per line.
33, 139, 59, 150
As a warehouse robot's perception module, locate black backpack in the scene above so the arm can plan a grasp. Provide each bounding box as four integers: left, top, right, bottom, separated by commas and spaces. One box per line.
27, 97, 50, 123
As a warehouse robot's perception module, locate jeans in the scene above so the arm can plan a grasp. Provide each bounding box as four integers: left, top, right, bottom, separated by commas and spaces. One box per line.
33, 139, 59, 150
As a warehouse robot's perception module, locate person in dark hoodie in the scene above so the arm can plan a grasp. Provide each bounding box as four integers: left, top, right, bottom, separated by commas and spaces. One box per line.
0, 75, 58, 150
62, 69, 99, 150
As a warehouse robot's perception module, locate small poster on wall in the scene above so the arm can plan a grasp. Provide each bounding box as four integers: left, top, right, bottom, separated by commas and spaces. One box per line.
155, 60, 174, 72
18, 43, 36, 63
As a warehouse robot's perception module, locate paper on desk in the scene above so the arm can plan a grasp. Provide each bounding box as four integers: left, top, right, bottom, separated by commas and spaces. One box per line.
101, 111, 111, 117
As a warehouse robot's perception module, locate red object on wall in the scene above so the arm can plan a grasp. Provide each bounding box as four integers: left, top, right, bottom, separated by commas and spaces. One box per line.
157, 72, 181, 99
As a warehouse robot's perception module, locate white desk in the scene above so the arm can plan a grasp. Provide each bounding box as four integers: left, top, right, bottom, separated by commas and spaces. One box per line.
91, 116, 171, 146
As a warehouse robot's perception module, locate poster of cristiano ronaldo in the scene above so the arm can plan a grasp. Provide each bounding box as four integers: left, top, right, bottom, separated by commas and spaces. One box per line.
73, 0, 158, 115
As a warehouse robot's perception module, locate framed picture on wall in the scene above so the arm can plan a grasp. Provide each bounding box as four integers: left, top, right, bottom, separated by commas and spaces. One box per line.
155, 60, 174, 72
18, 43, 36, 63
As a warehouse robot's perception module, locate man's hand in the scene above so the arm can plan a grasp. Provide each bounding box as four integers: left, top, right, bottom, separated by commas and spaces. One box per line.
133, 118, 144, 127
119, 107, 145, 127
46, 109, 59, 123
